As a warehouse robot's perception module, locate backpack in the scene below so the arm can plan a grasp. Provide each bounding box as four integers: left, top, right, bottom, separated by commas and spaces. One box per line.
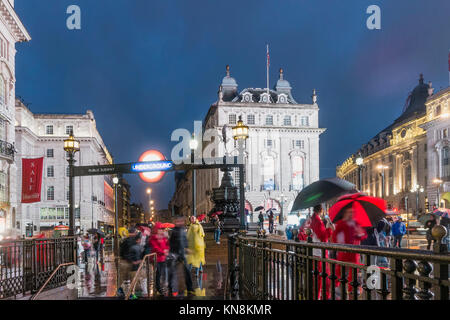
119, 239, 129, 259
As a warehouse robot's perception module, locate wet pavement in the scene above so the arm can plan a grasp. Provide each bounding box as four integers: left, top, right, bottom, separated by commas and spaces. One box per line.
77, 252, 225, 300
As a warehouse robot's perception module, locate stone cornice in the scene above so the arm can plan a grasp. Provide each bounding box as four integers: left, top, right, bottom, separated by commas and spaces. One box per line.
0, 0, 31, 42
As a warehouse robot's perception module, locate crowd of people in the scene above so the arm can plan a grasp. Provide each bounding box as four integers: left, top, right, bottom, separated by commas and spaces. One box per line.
117, 215, 206, 299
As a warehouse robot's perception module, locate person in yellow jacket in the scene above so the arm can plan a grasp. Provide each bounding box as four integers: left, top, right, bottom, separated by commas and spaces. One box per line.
187, 216, 205, 276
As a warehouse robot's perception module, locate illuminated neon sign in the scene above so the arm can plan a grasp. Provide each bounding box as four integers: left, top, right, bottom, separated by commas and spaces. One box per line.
137, 150, 169, 183
131, 161, 173, 172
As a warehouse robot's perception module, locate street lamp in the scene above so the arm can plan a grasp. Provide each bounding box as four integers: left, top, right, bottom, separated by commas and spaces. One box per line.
146, 188, 152, 221
232, 115, 249, 231
433, 178, 443, 208
190, 133, 198, 217
112, 176, 120, 257
377, 164, 389, 199
64, 134, 80, 236
355, 153, 364, 191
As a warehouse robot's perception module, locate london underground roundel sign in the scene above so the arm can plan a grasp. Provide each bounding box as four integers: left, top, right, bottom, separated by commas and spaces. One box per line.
137, 150, 169, 183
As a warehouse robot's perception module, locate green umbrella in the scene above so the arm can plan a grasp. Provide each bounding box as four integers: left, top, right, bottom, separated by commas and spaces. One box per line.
291, 178, 356, 211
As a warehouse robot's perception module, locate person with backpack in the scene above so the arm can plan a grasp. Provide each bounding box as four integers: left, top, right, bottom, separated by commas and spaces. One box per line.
117, 228, 142, 298
392, 217, 407, 248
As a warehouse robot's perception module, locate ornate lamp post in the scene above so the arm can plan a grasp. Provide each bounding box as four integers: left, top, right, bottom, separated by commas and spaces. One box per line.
64, 134, 80, 236
355, 153, 364, 191
112, 176, 120, 258
232, 116, 249, 231
189, 133, 198, 217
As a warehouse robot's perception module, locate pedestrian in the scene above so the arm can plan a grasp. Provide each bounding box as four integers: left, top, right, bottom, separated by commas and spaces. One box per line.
425, 215, 437, 250
268, 211, 274, 234
117, 228, 142, 299
292, 225, 299, 242
385, 217, 393, 247
81, 234, 91, 265
258, 211, 264, 230
149, 222, 169, 296
187, 216, 206, 277
93, 233, 100, 261
167, 216, 194, 297
392, 217, 406, 248
297, 218, 308, 241
310, 204, 334, 299
375, 218, 389, 267
331, 206, 367, 295
213, 215, 223, 244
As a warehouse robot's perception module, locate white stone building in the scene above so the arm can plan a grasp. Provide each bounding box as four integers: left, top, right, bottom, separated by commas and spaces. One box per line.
421, 86, 450, 208
15, 100, 115, 235
181, 66, 326, 223
0, 0, 30, 234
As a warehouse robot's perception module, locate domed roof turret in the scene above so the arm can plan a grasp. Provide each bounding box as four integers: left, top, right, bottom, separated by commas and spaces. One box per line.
221, 65, 238, 89
394, 74, 431, 125
275, 68, 292, 93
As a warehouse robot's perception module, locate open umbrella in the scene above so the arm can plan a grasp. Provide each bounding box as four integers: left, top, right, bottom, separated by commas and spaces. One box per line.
160, 223, 175, 229
433, 208, 450, 219
254, 206, 264, 212
418, 213, 439, 225
329, 193, 386, 227
197, 214, 206, 222
211, 211, 223, 217
291, 178, 356, 211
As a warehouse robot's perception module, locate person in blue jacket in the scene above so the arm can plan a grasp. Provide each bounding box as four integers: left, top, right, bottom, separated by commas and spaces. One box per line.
392, 217, 407, 248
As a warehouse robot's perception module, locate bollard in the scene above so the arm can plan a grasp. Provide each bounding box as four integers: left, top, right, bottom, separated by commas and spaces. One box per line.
432, 225, 448, 300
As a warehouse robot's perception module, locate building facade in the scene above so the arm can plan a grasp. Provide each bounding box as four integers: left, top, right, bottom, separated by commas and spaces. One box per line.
130, 203, 145, 225
15, 100, 115, 235
337, 75, 434, 217
421, 86, 450, 208
116, 177, 131, 228
171, 66, 325, 223
0, 0, 30, 234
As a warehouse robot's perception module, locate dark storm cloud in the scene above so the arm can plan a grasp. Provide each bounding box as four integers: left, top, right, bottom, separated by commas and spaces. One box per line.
13, 0, 450, 210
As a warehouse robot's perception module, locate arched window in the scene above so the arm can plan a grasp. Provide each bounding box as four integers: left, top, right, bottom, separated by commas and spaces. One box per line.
404, 164, 412, 192
442, 146, 450, 180
262, 155, 275, 190
291, 156, 304, 191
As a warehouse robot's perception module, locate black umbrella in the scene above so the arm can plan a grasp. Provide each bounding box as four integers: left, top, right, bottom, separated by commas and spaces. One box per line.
254, 206, 264, 212
87, 228, 98, 234
291, 178, 356, 211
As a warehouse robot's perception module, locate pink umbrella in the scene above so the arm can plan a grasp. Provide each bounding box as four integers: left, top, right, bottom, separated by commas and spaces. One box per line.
433, 208, 450, 219
211, 211, 223, 217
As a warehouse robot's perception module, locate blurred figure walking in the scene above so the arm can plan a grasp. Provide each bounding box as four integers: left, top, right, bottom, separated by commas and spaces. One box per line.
149, 222, 169, 296
187, 216, 206, 277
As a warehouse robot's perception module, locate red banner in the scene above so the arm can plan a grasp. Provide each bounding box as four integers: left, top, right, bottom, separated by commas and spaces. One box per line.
21, 157, 43, 203
104, 181, 114, 212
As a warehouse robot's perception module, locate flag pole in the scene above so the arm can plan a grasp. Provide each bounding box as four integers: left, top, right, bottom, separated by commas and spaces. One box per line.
266, 44, 270, 96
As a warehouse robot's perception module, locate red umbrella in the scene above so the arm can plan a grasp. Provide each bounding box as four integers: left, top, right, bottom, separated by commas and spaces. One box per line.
433, 208, 450, 219
211, 211, 223, 217
137, 225, 151, 236
329, 193, 386, 227
160, 223, 175, 229
197, 214, 206, 221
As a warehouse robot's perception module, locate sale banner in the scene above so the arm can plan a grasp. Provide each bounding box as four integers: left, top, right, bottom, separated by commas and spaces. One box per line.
21, 157, 44, 203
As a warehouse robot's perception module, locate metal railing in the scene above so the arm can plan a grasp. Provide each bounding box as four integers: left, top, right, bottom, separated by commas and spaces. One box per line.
0, 237, 76, 299
124, 253, 157, 300
30, 262, 75, 300
227, 227, 450, 300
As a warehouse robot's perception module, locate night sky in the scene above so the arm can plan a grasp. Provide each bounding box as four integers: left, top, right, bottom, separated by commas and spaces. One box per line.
13, 0, 450, 212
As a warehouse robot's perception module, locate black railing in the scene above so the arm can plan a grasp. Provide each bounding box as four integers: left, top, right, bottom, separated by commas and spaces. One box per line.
227, 227, 450, 300
0, 140, 14, 160
0, 237, 76, 299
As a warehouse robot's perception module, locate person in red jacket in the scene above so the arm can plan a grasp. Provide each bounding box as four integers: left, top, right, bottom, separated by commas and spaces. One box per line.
149, 222, 169, 295
331, 206, 367, 295
309, 204, 334, 299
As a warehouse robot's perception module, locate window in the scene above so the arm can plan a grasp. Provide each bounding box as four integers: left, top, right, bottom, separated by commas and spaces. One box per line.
443, 129, 448, 139
66, 125, 74, 135
0, 77, 4, 105
300, 116, 309, 126
265, 139, 273, 148
66, 166, 70, 177
404, 165, 412, 192
262, 155, 275, 190
442, 147, 450, 180
47, 186, 55, 200
48, 208, 56, 220
0, 36, 8, 60
0, 171, 6, 202
47, 165, 54, 177
228, 114, 236, 125
435, 105, 441, 117
65, 207, 69, 219
0, 118, 6, 141
294, 140, 304, 149
66, 190, 70, 201
265, 115, 273, 126
47, 149, 54, 158
40, 208, 48, 220
247, 114, 255, 125
283, 115, 291, 126
291, 156, 304, 191
46, 125, 53, 135
57, 208, 65, 220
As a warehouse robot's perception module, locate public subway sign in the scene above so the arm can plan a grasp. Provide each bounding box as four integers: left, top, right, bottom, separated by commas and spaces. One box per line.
136, 150, 170, 183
